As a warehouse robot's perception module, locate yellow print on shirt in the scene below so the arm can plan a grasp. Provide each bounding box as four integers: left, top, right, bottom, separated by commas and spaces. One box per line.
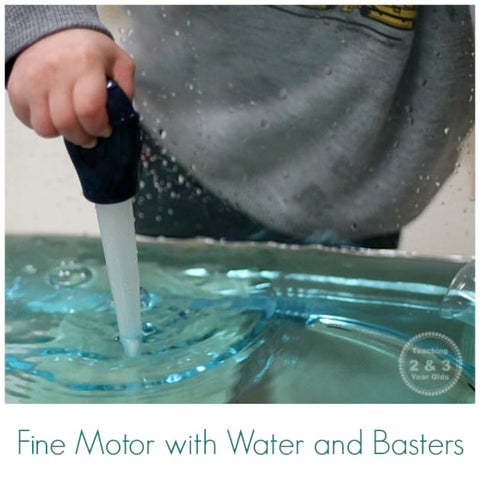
307, 6, 418, 30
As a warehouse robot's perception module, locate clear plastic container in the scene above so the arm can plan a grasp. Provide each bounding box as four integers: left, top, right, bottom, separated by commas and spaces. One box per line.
5, 235, 474, 403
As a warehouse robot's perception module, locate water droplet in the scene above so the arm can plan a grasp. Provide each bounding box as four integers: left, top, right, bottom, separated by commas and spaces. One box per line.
140, 287, 152, 311
142, 321, 156, 336
184, 267, 209, 277
260, 119, 269, 128
350, 223, 358, 231
48, 262, 93, 287
166, 373, 182, 383
444, 127, 450, 135
22, 264, 37, 275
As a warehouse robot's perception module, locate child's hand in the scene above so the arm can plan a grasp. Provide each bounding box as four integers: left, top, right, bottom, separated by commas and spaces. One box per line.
7, 28, 135, 147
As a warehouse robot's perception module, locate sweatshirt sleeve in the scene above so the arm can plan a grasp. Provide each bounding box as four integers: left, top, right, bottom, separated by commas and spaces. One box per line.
5, 5, 113, 80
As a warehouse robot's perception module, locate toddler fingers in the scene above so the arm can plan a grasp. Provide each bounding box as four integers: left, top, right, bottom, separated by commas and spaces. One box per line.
49, 86, 97, 147
7, 80, 33, 129
29, 94, 60, 139
111, 52, 136, 101
73, 73, 112, 139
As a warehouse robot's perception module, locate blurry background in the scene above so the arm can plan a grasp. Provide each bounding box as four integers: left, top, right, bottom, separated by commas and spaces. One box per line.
4, 5, 475, 257
5, 96, 474, 257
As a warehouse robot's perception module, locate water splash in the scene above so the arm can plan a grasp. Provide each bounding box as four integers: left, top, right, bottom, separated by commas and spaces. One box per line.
49, 262, 93, 287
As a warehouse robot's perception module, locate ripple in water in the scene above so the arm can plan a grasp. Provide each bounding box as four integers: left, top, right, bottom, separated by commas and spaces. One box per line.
6, 261, 277, 402
5, 236, 475, 404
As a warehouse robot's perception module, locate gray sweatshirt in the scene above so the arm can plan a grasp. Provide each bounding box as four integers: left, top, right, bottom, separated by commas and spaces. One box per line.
5, 5, 474, 244
5, 5, 111, 76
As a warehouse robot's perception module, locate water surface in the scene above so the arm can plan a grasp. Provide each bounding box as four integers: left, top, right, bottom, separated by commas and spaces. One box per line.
5, 235, 474, 403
